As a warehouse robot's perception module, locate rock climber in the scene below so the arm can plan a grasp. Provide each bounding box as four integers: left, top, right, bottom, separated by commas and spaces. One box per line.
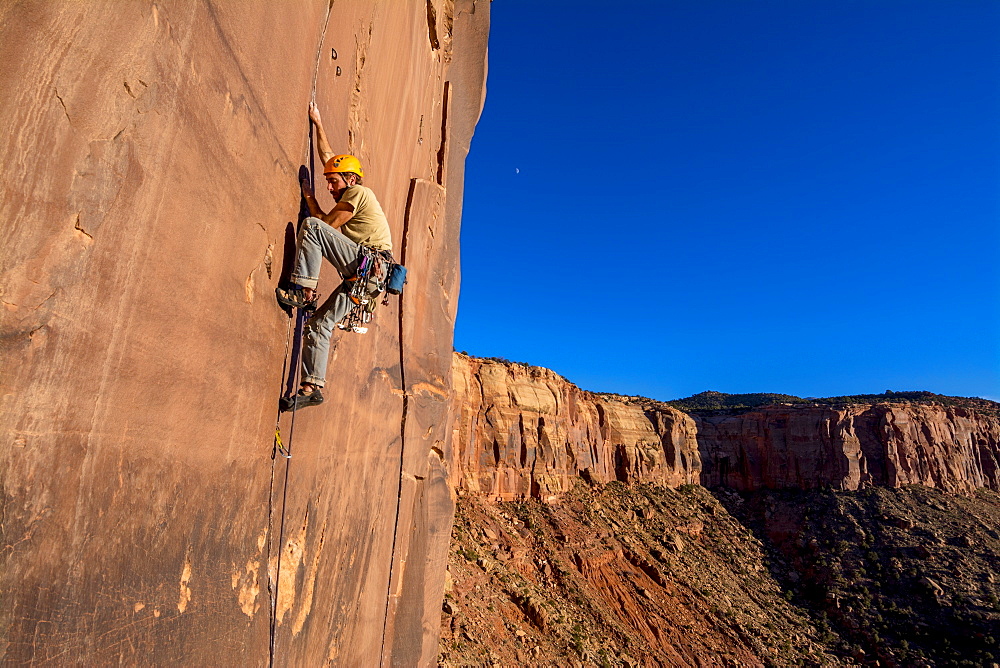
276, 102, 393, 411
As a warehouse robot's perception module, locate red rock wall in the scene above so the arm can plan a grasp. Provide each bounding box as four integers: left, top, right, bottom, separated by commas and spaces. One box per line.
449, 356, 703, 501
0, 2, 488, 665
450, 356, 1000, 498
697, 404, 1000, 493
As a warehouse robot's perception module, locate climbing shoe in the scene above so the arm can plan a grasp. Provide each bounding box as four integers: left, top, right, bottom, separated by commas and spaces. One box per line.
279, 387, 324, 412
275, 285, 317, 311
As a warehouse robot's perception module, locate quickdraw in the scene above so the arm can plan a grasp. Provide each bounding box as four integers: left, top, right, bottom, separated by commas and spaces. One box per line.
274, 426, 290, 459
337, 245, 401, 334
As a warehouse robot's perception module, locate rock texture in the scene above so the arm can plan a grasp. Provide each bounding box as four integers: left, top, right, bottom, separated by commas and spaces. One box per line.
449, 355, 702, 501
441, 483, 838, 667
0, 2, 487, 665
697, 403, 1000, 493
442, 473, 1000, 667
451, 355, 1000, 497
713, 484, 1000, 666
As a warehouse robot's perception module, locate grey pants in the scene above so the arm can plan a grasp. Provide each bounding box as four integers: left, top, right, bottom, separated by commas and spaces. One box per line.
290, 217, 359, 387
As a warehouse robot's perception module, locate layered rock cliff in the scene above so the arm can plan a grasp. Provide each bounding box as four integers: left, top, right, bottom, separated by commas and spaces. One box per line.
449, 355, 702, 501
698, 403, 1000, 493
450, 355, 1000, 497
0, 2, 487, 665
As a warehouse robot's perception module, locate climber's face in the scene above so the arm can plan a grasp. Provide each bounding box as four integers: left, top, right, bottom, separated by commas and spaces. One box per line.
326, 173, 351, 200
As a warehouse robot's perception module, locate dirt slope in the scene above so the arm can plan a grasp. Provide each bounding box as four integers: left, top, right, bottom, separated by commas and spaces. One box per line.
442, 483, 1000, 666
441, 483, 836, 667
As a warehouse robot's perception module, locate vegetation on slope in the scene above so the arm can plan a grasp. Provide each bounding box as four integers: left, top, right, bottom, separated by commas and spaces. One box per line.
665, 390, 808, 412
719, 485, 1000, 666
441, 483, 1000, 666
440, 483, 835, 667
666, 390, 1000, 415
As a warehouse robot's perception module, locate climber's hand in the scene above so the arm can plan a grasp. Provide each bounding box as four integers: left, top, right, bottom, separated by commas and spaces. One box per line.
301, 175, 315, 199
309, 101, 322, 125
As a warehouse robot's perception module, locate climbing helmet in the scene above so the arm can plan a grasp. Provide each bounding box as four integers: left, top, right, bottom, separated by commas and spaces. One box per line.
323, 154, 364, 178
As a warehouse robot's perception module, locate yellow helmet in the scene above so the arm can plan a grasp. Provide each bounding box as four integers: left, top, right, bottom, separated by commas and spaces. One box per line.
323, 154, 364, 178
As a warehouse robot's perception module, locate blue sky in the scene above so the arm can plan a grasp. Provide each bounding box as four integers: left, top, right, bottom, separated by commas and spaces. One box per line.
454, 1, 1000, 402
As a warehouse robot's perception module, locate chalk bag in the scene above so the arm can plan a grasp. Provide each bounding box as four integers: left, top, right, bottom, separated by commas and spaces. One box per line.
386, 264, 408, 295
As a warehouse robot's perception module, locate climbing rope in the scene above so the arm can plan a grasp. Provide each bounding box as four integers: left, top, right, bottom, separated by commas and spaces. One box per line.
266, 298, 296, 667
269, 84, 323, 666
270, 301, 308, 668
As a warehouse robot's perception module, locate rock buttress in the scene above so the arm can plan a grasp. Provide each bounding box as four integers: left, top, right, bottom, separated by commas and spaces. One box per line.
449, 355, 703, 500
0, 1, 488, 665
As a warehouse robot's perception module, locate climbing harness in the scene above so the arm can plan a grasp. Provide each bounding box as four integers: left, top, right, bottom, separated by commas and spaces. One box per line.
337, 245, 406, 334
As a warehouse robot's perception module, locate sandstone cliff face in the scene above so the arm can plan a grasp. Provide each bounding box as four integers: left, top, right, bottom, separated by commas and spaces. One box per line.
450, 355, 1000, 497
697, 403, 1000, 493
449, 356, 702, 501
0, 2, 487, 665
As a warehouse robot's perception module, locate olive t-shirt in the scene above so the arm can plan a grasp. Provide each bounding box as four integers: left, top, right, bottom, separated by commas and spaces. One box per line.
337, 185, 392, 251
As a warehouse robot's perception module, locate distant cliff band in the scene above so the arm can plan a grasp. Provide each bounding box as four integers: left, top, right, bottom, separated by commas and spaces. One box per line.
450, 354, 1000, 500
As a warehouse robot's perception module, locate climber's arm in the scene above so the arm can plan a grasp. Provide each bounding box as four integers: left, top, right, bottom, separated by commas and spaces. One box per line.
309, 102, 335, 165
322, 202, 355, 229
299, 179, 355, 227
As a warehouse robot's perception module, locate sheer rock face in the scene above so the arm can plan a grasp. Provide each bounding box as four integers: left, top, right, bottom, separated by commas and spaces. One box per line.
0, 2, 487, 665
450, 356, 1000, 498
697, 404, 1000, 493
449, 356, 703, 501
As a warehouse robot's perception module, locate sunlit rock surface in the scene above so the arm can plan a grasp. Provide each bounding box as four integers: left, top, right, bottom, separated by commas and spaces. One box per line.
0, 2, 488, 664
450, 355, 1000, 497
696, 403, 1000, 492
449, 355, 702, 500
